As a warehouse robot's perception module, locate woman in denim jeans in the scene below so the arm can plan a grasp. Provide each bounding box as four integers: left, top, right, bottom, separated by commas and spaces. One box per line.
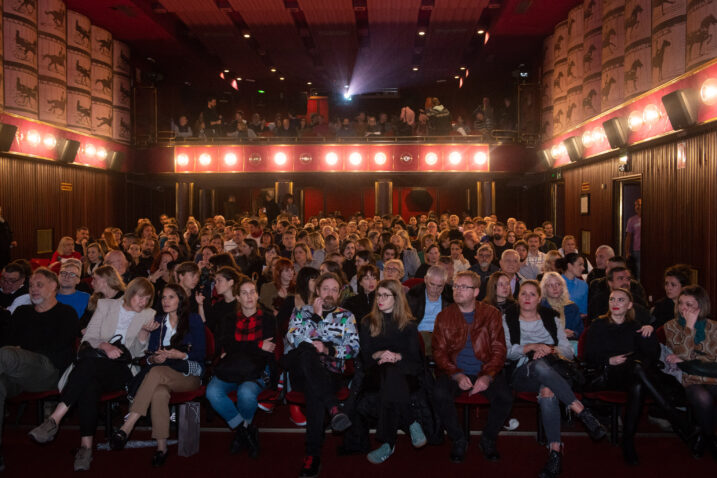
206, 276, 277, 458
503, 280, 606, 478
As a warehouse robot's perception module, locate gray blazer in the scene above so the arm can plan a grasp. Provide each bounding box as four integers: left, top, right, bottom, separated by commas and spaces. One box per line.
82, 298, 155, 359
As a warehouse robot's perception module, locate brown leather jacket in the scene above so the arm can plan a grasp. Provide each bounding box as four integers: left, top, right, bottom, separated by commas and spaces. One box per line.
432, 301, 506, 379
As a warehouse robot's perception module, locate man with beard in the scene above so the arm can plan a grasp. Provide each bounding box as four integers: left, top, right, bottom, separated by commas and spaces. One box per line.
469, 245, 499, 300
489, 222, 511, 264
0, 268, 77, 471
286, 273, 359, 478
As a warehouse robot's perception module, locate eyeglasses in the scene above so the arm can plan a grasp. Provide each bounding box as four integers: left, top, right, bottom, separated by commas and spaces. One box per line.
59, 271, 78, 278
376, 293, 394, 300
453, 284, 476, 291
1, 276, 22, 284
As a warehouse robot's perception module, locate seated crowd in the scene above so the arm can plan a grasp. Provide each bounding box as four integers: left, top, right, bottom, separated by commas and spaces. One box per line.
0, 209, 715, 477
171, 95, 516, 141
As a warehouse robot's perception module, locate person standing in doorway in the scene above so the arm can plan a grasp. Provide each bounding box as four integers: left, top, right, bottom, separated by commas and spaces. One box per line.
624, 198, 641, 280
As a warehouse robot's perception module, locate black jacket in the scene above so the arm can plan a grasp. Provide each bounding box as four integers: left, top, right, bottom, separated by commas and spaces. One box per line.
342, 290, 375, 324
406, 283, 452, 327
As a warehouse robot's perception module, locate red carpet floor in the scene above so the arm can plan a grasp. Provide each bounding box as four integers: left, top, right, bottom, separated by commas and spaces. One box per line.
2, 401, 715, 477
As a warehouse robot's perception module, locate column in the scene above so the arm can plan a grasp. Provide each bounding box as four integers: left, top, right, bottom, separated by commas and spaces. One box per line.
374, 180, 393, 216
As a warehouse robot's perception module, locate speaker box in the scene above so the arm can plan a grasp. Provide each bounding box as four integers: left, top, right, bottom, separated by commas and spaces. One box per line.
107, 151, 124, 171
662, 89, 700, 130
539, 149, 554, 168
0, 123, 18, 151
56, 138, 81, 163
602, 117, 630, 149
405, 189, 433, 211
563, 136, 583, 163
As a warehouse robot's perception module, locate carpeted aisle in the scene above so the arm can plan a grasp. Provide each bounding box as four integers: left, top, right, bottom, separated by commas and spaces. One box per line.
1, 427, 714, 477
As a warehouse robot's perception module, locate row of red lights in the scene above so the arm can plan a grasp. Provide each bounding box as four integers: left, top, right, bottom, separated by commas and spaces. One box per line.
545, 65, 717, 166
20, 129, 109, 160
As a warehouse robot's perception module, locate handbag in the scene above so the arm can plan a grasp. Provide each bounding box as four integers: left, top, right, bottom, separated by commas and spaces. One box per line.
538, 354, 586, 390
677, 359, 717, 378
77, 334, 132, 364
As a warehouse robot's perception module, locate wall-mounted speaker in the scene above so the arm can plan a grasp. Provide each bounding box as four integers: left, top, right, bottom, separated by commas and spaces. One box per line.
602, 117, 630, 149
107, 151, 125, 171
662, 88, 700, 130
405, 189, 433, 211
538, 149, 554, 168
563, 136, 583, 163
0, 123, 18, 152
56, 138, 81, 163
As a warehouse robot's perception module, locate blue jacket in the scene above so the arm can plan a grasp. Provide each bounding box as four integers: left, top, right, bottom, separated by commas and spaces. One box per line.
148, 312, 206, 362
540, 298, 583, 338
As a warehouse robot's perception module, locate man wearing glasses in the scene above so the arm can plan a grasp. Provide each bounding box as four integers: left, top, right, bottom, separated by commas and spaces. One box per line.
0, 263, 30, 314
432, 271, 513, 464
55, 259, 90, 318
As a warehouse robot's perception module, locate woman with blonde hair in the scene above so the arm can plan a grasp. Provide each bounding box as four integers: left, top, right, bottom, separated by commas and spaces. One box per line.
306, 231, 326, 264
539, 272, 583, 341
80, 265, 126, 330
50, 236, 82, 267
359, 279, 425, 464
30, 278, 158, 472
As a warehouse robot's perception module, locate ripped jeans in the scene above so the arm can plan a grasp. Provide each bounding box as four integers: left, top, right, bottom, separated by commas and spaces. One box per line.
511, 358, 578, 445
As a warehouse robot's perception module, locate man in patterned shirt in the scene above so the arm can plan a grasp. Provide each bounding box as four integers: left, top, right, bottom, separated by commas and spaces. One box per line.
286, 272, 359, 478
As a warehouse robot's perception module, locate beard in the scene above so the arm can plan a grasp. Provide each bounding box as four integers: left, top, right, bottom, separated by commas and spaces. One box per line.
321, 296, 337, 310
30, 296, 44, 305
479, 261, 491, 268
493, 234, 502, 241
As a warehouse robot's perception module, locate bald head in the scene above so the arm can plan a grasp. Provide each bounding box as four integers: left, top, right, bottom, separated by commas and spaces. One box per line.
104, 250, 128, 274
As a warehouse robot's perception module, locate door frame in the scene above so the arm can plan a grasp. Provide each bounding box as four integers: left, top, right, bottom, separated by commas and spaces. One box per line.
613, 174, 642, 257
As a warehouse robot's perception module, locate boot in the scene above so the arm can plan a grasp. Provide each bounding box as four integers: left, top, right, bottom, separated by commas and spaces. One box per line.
622, 438, 639, 466
538, 449, 562, 478
577, 408, 607, 441
245, 424, 260, 459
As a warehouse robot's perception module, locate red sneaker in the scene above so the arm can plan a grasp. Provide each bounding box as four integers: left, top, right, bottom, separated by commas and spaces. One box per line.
258, 402, 275, 413
289, 404, 307, 426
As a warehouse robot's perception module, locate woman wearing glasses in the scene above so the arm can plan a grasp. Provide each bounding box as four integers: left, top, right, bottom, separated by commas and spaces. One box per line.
359, 279, 425, 464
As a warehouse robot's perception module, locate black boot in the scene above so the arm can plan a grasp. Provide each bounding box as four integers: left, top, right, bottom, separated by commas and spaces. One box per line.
245, 424, 260, 459
230, 425, 248, 455
622, 438, 639, 466
538, 449, 562, 478
577, 408, 607, 441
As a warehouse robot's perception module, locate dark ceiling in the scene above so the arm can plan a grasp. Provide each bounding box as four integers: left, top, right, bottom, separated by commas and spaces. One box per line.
67, 0, 581, 97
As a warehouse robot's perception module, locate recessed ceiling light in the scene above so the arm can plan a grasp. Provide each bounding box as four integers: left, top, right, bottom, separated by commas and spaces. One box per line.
279, 77, 285, 81
307, 81, 312, 85
223, 69, 230, 73
236, 77, 242, 81
270, 68, 276, 72
476, 29, 485, 35
418, 30, 426, 36
459, 66, 466, 70
243, 33, 251, 38
454, 75, 460, 79
412, 66, 419, 71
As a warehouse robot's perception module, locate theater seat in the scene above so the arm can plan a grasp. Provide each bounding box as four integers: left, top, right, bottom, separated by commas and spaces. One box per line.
454, 391, 490, 441
8, 389, 60, 424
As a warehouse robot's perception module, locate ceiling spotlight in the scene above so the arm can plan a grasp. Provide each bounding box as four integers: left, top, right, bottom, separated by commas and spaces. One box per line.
425, 152, 438, 165
412, 66, 419, 71
627, 111, 643, 131
344, 84, 350, 89
270, 68, 277, 72
473, 151, 487, 165
700, 78, 717, 105
97, 147, 108, 160
307, 81, 312, 85
176, 153, 189, 166
476, 29, 485, 35
84, 143, 96, 156
224, 153, 237, 166
343, 92, 352, 100
349, 152, 362, 166
243, 33, 251, 38
223, 69, 230, 73
274, 152, 287, 165
199, 153, 212, 166
581, 130, 594, 148
374, 152, 387, 165
454, 75, 460, 79
325, 152, 338, 166
236, 77, 242, 81
279, 77, 285, 81
42, 134, 56, 149
448, 152, 462, 165
459, 66, 466, 71
27, 130, 41, 146
418, 30, 426, 36
643, 104, 661, 126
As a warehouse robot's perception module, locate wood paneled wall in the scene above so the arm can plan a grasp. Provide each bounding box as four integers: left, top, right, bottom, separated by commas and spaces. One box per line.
560, 130, 717, 305
0, 155, 125, 259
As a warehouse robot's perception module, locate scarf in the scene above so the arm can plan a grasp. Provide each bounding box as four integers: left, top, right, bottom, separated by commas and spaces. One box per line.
678, 316, 707, 345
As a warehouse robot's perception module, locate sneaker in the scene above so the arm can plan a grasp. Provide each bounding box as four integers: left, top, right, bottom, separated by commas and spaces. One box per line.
478, 437, 500, 461
289, 405, 307, 427
298, 455, 321, 478
28, 417, 58, 444
409, 421, 427, 448
449, 437, 468, 463
329, 406, 351, 432
366, 443, 395, 464
538, 449, 562, 478
258, 401, 275, 413
577, 408, 607, 442
503, 418, 520, 431
73, 447, 93, 472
